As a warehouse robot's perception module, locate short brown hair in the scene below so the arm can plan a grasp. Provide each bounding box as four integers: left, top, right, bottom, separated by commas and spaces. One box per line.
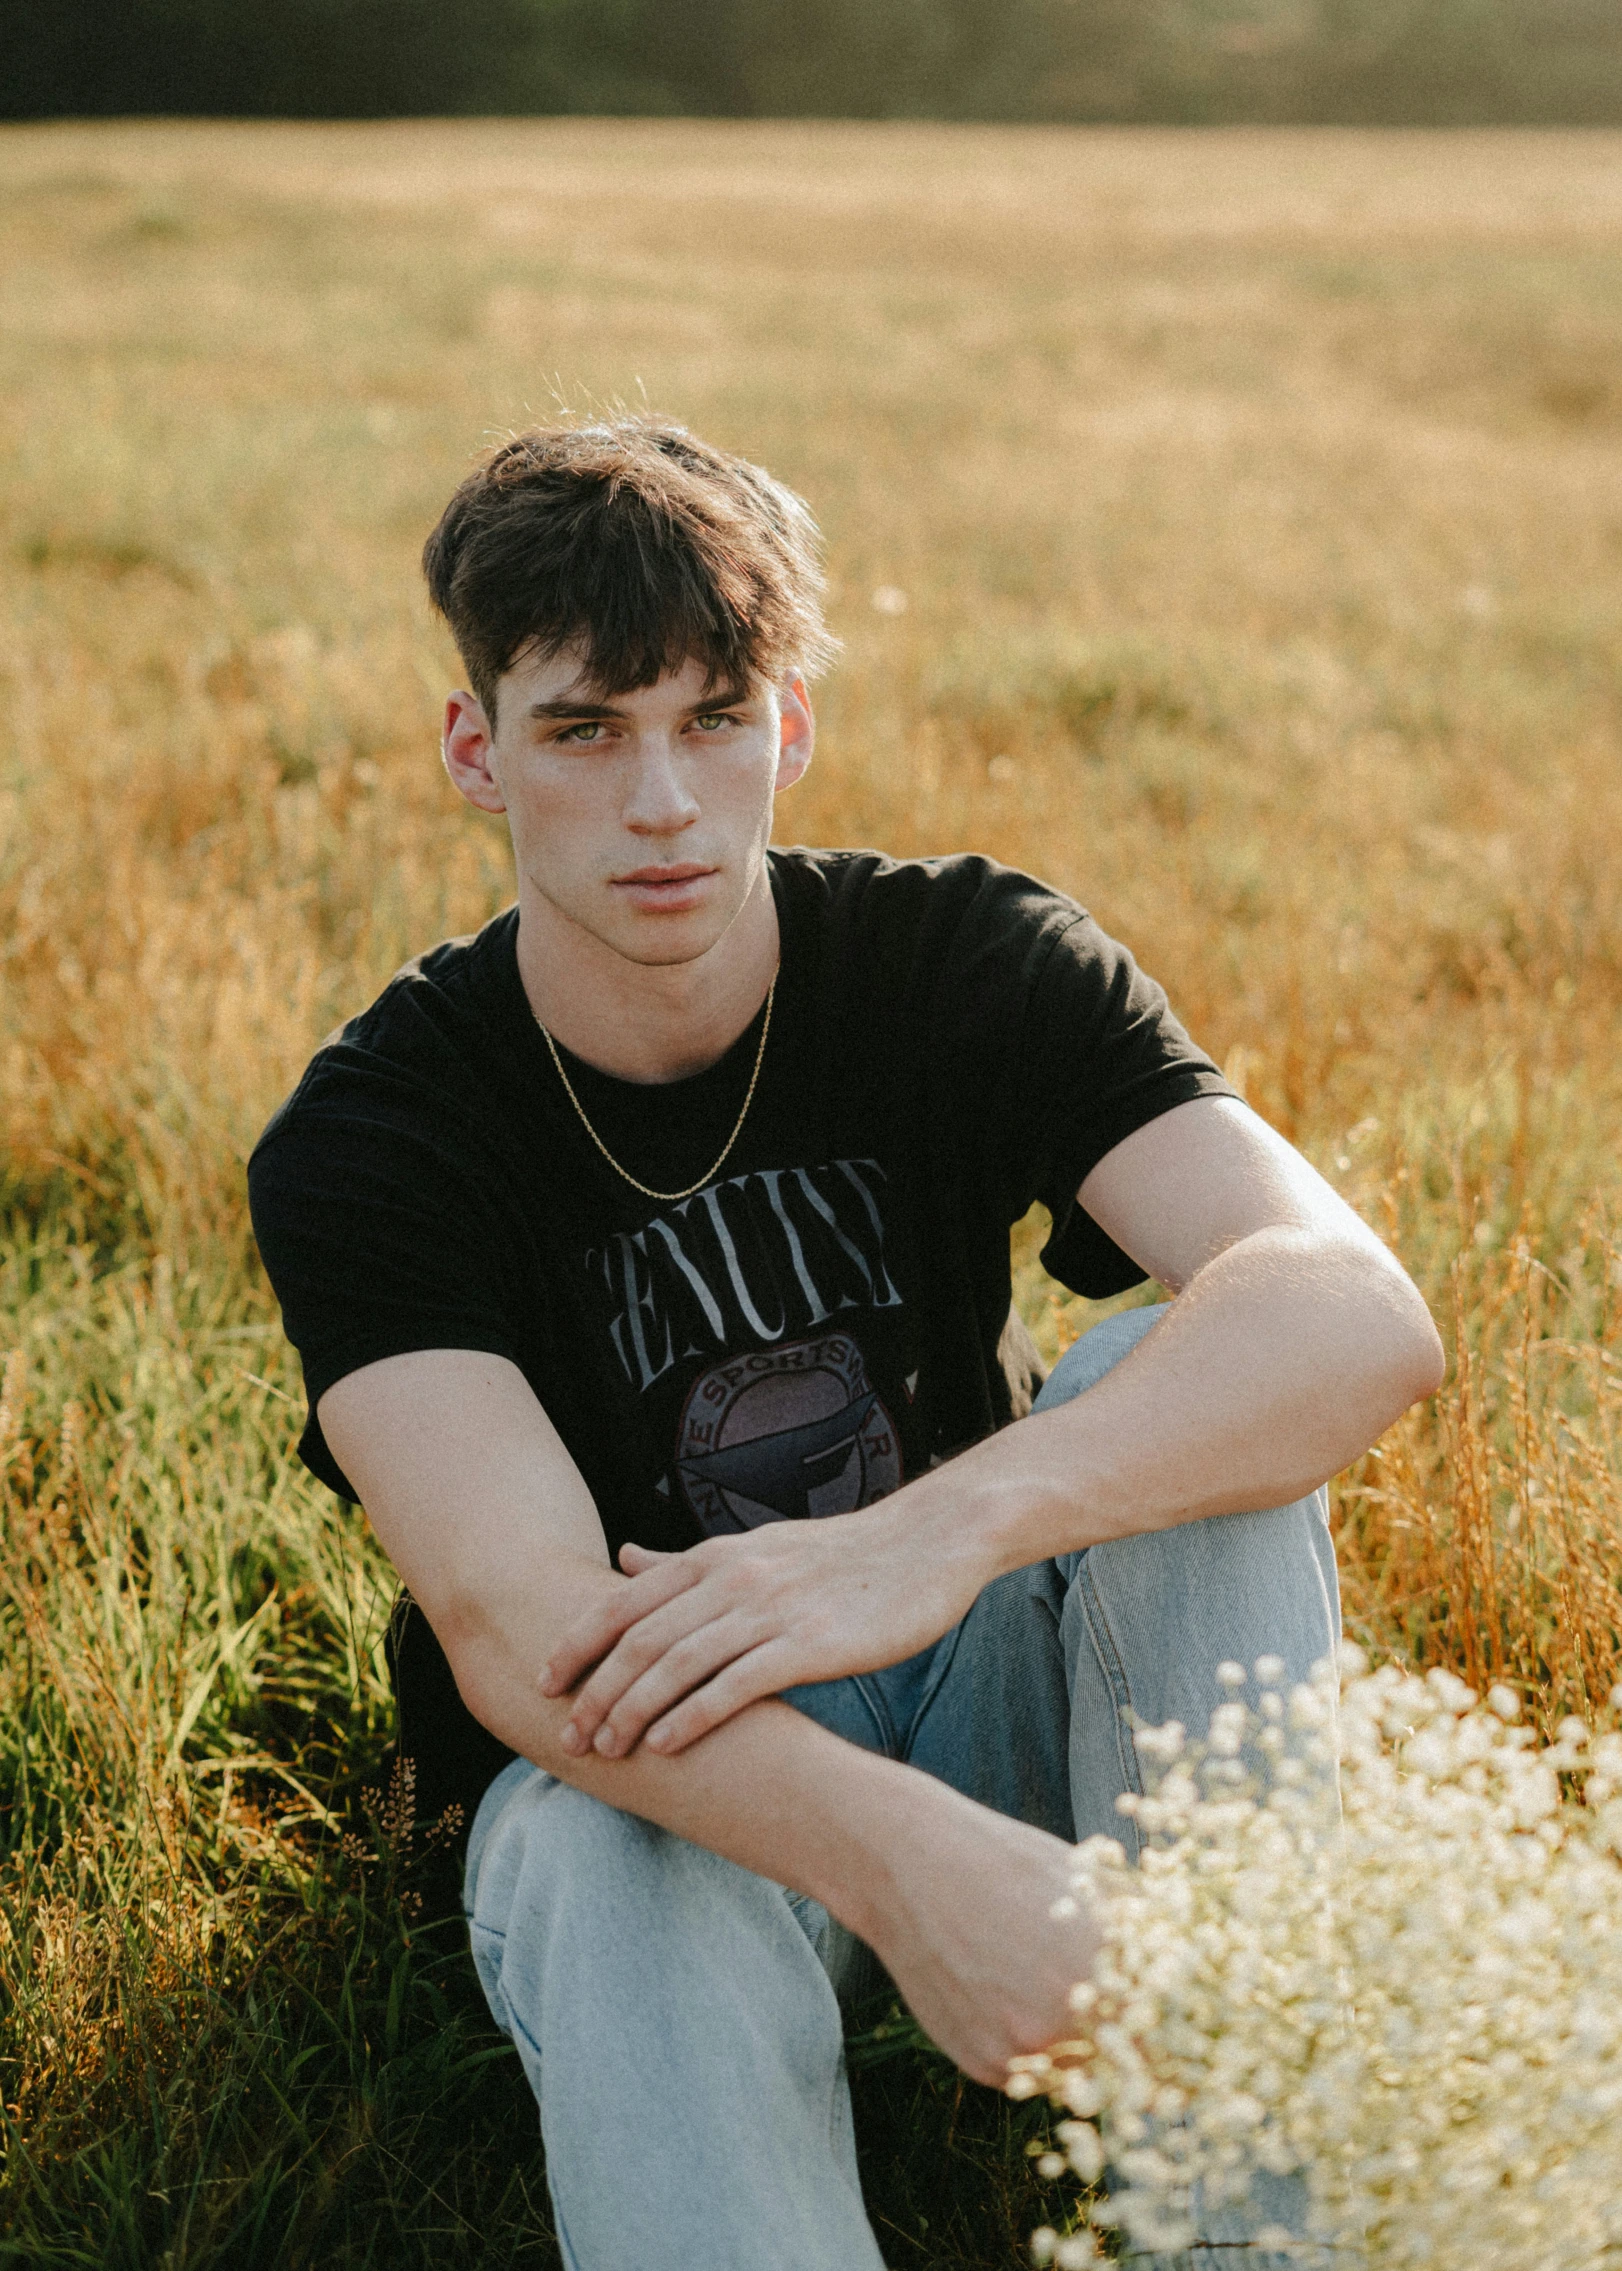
422, 419, 838, 718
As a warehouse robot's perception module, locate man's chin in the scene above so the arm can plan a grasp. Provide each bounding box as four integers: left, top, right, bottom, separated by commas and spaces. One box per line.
596, 906, 736, 970
521, 870, 756, 972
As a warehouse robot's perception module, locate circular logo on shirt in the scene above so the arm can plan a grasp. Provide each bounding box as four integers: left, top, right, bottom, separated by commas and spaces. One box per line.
674, 1333, 902, 1537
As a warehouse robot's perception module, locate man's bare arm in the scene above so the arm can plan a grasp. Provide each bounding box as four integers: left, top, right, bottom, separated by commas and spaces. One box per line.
318, 1350, 1098, 2085
545, 1096, 1445, 1758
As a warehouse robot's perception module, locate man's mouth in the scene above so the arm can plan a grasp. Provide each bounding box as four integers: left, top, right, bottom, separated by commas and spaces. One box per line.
611, 863, 718, 907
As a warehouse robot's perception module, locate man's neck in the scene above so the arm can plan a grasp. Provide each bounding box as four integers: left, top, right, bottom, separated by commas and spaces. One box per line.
513, 868, 781, 1086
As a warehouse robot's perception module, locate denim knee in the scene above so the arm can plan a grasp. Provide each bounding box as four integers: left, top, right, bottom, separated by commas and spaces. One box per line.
1034, 1303, 1166, 1413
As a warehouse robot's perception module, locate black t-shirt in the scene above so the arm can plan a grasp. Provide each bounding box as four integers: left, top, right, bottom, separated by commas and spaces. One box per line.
248, 848, 1235, 1834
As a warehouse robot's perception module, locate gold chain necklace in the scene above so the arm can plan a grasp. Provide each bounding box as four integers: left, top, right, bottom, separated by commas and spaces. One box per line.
535, 974, 777, 1204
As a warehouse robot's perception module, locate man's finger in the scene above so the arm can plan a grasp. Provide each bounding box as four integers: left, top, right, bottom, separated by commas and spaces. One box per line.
642, 1640, 795, 1755
588, 1615, 760, 1757
619, 1542, 673, 1573
559, 1584, 732, 1749
539, 1558, 698, 1696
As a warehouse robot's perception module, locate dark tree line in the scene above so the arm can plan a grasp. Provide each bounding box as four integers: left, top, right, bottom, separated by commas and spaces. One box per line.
6, 0, 1622, 124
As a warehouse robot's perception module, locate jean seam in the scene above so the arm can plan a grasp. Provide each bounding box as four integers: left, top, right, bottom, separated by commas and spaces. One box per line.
1072, 1553, 1147, 1816
847, 1671, 899, 1755
506, 1995, 545, 2063
548, 2173, 586, 2271
897, 1617, 969, 1758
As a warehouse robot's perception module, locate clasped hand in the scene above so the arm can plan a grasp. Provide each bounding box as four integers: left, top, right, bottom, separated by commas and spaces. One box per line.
540, 1499, 992, 1759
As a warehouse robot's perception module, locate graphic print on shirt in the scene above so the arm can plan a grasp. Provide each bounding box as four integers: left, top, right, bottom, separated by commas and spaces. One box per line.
584, 1157, 909, 1535
676, 1334, 901, 1535
587, 1157, 903, 1392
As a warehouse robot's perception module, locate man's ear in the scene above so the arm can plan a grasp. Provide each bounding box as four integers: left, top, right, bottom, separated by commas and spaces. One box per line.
443, 690, 508, 815
774, 673, 815, 793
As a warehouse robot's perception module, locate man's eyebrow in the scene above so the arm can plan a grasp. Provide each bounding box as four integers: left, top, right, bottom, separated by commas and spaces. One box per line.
526, 695, 629, 721
526, 682, 755, 722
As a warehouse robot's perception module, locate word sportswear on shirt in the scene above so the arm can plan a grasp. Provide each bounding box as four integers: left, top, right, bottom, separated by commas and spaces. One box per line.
248, 849, 1236, 1834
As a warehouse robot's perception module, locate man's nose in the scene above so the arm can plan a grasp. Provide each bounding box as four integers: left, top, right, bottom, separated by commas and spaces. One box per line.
623, 738, 701, 833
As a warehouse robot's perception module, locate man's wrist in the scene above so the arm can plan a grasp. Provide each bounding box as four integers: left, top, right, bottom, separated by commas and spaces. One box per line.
806, 1746, 969, 1948
899, 1417, 1093, 1587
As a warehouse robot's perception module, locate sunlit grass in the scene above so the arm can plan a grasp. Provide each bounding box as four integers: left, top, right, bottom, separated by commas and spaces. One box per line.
3, 118, 1621, 2265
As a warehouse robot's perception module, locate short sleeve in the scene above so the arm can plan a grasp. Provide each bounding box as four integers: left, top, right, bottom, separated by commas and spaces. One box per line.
968, 886, 1236, 1298
249, 1076, 522, 1498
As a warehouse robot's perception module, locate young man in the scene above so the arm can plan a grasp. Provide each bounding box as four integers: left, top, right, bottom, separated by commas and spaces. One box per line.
249, 420, 1442, 2271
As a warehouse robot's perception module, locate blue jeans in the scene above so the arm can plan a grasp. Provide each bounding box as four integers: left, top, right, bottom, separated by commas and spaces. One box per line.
463, 1306, 1343, 2270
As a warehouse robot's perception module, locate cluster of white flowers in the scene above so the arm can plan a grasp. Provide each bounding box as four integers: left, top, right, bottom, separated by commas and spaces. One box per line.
1010, 1652, 1622, 2270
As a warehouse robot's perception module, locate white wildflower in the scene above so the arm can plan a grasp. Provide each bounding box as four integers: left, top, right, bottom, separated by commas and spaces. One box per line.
1017, 1664, 1622, 2271
1055, 2118, 1105, 2182
1132, 1719, 1186, 1765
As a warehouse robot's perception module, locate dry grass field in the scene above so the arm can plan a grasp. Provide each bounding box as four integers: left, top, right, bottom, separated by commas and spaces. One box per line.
3, 119, 1622, 2267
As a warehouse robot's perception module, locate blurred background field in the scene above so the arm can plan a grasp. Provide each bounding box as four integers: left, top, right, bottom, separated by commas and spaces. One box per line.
9, 0, 1622, 124
3, 119, 1622, 2266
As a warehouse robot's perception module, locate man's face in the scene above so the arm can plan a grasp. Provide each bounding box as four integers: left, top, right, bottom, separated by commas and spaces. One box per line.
442, 647, 813, 969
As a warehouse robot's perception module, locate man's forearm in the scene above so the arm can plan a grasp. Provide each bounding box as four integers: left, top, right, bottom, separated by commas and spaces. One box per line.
917, 1226, 1443, 1582
444, 1553, 950, 1942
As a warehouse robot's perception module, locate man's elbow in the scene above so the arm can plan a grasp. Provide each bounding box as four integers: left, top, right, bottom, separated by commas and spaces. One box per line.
445, 1646, 508, 1750
419, 1544, 617, 1761
446, 1635, 558, 1769
427, 1590, 521, 1750
1355, 1247, 1446, 1417
438, 1592, 576, 1768
1388, 1295, 1446, 1412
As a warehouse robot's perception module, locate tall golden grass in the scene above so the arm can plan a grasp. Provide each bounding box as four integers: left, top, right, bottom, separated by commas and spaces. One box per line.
2, 120, 1621, 2265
